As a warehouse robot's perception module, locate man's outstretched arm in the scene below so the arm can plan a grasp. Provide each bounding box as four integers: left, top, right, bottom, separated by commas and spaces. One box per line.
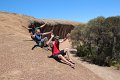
46, 33, 54, 46
59, 33, 70, 43
42, 30, 53, 36
40, 23, 47, 28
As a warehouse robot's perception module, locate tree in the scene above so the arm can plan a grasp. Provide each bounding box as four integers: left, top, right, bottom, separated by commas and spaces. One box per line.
71, 16, 120, 67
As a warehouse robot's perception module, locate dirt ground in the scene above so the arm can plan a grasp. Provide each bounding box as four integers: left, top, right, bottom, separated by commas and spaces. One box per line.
60, 40, 120, 80
0, 24, 103, 80
0, 12, 119, 80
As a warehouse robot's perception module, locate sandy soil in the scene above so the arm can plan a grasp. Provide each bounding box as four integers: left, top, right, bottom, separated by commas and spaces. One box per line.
0, 30, 103, 80
0, 12, 119, 80
60, 40, 120, 80
0, 21, 103, 80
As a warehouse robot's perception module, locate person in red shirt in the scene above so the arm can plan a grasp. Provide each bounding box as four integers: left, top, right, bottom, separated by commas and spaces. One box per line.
46, 33, 77, 68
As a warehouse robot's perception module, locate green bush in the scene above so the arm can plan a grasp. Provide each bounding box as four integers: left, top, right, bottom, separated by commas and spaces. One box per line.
71, 16, 120, 67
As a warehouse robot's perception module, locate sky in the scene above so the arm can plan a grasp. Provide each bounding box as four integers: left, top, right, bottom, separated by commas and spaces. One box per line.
0, 0, 120, 23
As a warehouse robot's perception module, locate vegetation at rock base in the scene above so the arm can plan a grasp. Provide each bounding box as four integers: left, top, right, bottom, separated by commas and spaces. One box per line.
71, 16, 120, 69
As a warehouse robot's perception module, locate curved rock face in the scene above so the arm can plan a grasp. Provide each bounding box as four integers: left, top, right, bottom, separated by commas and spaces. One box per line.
50, 24, 74, 38
0, 12, 104, 80
0, 12, 81, 38
28, 21, 75, 38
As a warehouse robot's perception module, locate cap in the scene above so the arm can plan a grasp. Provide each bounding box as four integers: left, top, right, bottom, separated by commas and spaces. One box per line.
54, 36, 60, 40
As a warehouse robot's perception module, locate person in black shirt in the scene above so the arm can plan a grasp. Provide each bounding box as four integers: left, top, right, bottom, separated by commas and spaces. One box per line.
28, 23, 46, 35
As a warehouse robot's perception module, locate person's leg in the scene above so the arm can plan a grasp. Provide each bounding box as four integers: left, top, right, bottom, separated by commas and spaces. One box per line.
68, 48, 77, 52
64, 48, 77, 64
58, 54, 74, 68
41, 37, 48, 47
32, 44, 39, 50
60, 50, 70, 61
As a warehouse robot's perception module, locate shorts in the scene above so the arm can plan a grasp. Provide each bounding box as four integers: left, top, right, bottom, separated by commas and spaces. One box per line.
52, 50, 66, 60
36, 37, 48, 47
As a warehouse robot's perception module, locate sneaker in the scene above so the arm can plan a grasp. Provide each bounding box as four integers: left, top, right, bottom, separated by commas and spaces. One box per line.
70, 64, 75, 69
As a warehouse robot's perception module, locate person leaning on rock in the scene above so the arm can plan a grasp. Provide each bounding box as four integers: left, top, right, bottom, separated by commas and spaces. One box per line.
46, 33, 77, 69
29, 22, 47, 39
31, 29, 53, 47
